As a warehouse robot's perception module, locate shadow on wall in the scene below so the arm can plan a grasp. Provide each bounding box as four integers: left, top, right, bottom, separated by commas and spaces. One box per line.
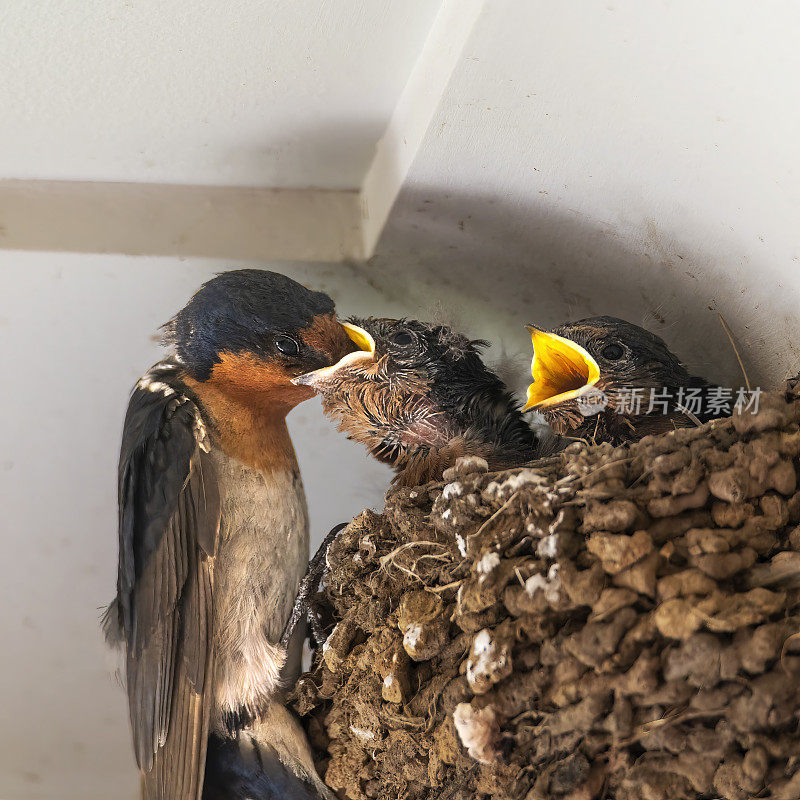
351, 185, 797, 390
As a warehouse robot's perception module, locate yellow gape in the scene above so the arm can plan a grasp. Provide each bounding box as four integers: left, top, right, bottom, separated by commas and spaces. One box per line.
342, 322, 376, 356
292, 321, 376, 388
523, 326, 600, 410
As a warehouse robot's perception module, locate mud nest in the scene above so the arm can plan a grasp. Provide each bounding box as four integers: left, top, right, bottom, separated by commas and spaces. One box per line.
292, 390, 800, 800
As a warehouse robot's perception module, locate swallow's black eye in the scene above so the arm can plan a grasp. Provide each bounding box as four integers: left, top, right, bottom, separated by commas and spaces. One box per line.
275, 335, 300, 356
601, 343, 624, 361
390, 330, 414, 347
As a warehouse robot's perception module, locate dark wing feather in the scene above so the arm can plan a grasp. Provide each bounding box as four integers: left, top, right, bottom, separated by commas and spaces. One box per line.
202, 735, 323, 800
109, 360, 221, 800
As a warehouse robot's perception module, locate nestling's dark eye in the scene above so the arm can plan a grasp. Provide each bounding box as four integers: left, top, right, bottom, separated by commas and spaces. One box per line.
601, 343, 624, 361
390, 330, 414, 347
275, 335, 300, 356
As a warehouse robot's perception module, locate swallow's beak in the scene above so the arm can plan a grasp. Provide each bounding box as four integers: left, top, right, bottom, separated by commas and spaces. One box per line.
293, 322, 376, 390
523, 325, 601, 411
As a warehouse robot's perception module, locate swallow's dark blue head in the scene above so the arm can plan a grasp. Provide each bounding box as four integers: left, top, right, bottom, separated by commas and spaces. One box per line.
165, 269, 351, 384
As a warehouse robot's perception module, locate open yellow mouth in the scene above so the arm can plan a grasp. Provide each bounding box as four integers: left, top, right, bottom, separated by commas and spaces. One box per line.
293, 321, 376, 388
523, 326, 600, 411
341, 322, 375, 355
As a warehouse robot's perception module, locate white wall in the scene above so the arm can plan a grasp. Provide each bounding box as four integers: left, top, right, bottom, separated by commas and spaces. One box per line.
368, 0, 800, 391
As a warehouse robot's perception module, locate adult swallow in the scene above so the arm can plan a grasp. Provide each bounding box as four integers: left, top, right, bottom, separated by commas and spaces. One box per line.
523, 315, 726, 444
293, 317, 561, 486
104, 269, 354, 800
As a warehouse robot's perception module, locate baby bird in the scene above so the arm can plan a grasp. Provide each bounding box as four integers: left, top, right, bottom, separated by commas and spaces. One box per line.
524, 315, 729, 445
293, 317, 561, 486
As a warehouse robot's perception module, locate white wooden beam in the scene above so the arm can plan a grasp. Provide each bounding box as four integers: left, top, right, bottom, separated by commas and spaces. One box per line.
0, 180, 364, 262
359, 0, 485, 258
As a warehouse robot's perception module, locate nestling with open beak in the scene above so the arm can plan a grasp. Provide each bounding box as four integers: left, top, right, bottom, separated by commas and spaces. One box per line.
524, 315, 727, 445
293, 317, 564, 486
104, 269, 355, 800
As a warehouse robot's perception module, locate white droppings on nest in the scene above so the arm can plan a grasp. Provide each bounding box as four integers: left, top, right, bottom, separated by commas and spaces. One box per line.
483, 469, 545, 501
456, 534, 467, 557
403, 623, 423, 652
409, 490, 418, 499
442, 509, 451, 520
525, 563, 561, 603
476, 551, 500, 578
349, 726, 376, 741
466, 628, 512, 694
322, 623, 339, 656
471, 629, 492, 655
442, 481, 464, 500
536, 534, 559, 559
453, 703, 501, 765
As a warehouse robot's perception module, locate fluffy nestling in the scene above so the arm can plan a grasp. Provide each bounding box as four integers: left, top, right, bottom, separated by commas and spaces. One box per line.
295, 317, 562, 486
524, 315, 729, 445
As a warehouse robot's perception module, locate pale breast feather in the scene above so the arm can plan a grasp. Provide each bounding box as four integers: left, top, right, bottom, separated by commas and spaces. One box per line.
209, 449, 310, 726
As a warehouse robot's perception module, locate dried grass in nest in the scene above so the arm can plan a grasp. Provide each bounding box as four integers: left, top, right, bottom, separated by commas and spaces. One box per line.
291, 389, 800, 800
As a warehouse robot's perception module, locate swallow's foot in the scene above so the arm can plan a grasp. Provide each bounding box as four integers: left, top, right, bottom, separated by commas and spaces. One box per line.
307, 593, 331, 648
281, 522, 348, 651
